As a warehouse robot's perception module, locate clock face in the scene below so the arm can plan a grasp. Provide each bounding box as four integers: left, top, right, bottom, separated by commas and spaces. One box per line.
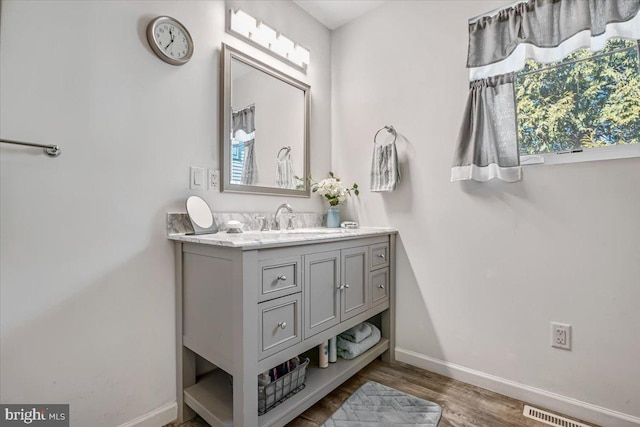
147, 17, 194, 65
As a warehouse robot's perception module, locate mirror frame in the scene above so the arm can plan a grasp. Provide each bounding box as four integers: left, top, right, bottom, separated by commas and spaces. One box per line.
220, 43, 310, 197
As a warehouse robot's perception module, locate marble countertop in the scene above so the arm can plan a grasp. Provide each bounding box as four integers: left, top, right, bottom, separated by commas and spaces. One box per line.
168, 227, 397, 249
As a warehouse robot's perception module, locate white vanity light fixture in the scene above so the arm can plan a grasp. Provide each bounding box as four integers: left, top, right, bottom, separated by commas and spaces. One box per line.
228, 8, 310, 72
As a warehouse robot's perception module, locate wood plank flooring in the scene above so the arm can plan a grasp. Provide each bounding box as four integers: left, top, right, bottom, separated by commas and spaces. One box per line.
167, 360, 597, 427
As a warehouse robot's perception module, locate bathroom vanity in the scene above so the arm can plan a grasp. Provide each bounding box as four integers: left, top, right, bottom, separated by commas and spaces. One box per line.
170, 228, 396, 427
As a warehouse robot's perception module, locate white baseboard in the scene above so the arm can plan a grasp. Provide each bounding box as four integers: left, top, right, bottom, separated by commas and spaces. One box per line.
118, 401, 177, 427
395, 347, 640, 427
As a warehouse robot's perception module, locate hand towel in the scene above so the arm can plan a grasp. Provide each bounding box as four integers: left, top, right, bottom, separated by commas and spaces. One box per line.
339, 322, 372, 343
370, 142, 400, 192
275, 151, 296, 189
337, 323, 381, 360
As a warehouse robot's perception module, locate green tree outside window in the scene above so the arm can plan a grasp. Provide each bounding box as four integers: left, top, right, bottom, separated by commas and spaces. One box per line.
516, 39, 640, 155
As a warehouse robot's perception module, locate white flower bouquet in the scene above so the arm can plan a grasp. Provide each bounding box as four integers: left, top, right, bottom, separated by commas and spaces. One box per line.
307, 172, 359, 206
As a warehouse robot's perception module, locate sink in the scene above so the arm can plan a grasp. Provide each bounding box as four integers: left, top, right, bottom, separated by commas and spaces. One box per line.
279, 228, 345, 234
239, 228, 346, 237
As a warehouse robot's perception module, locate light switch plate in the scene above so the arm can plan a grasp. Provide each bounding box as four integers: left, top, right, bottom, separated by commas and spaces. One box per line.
190, 166, 205, 190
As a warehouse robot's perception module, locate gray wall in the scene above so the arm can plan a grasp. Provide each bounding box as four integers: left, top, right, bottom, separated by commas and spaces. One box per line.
0, 1, 330, 425
331, 1, 640, 425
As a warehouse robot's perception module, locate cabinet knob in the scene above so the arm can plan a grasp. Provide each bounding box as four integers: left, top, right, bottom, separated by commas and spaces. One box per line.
278, 321, 287, 329
344, 284, 350, 288
377, 253, 386, 259
277, 275, 287, 281
378, 284, 385, 289
337, 284, 345, 290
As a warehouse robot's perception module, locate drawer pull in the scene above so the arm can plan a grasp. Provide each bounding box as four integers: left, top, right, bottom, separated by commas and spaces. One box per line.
278, 321, 287, 329
377, 253, 386, 259
378, 284, 385, 289
277, 275, 287, 281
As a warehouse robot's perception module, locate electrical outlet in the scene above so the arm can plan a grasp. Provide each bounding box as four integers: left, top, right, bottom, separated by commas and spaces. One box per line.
208, 169, 220, 191
551, 322, 571, 350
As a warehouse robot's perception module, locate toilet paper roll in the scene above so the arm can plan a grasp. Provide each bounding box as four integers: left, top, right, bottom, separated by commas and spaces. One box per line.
318, 340, 329, 368
329, 337, 337, 363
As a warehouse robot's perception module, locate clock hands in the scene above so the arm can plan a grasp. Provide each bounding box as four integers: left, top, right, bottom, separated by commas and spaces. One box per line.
164, 27, 175, 51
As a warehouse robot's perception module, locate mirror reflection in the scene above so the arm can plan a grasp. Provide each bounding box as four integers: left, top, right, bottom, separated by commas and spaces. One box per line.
221, 44, 310, 197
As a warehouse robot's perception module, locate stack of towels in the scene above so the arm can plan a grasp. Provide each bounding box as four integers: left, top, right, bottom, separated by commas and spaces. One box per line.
337, 322, 381, 360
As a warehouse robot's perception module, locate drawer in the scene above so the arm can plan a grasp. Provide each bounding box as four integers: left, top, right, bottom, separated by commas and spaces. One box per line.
370, 268, 389, 307
370, 243, 389, 270
259, 293, 302, 359
258, 256, 301, 302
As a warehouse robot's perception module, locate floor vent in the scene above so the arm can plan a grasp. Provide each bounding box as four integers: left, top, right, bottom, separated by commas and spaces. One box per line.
523, 405, 592, 427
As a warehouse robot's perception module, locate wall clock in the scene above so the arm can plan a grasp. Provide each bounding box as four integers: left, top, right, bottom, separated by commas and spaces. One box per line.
146, 16, 194, 65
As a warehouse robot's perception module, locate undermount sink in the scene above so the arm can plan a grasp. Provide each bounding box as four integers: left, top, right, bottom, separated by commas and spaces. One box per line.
240, 228, 346, 236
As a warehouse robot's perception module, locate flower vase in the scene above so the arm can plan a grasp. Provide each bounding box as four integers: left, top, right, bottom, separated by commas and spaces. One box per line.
326, 205, 340, 228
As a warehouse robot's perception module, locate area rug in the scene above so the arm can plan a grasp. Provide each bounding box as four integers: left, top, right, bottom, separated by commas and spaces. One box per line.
322, 381, 442, 426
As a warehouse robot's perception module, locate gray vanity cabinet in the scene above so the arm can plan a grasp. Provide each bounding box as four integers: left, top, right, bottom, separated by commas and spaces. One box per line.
173, 231, 396, 427
303, 245, 369, 339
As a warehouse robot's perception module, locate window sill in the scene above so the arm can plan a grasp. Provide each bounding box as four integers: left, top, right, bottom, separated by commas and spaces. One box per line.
520, 143, 640, 166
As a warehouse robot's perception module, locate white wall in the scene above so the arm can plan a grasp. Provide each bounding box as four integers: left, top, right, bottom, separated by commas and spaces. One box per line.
0, 1, 330, 425
331, 1, 640, 425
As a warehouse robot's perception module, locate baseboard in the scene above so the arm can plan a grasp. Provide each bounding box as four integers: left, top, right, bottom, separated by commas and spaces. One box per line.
395, 347, 640, 427
118, 401, 177, 427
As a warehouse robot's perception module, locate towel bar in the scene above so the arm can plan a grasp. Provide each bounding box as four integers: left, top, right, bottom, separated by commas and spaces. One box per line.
0, 138, 62, 158
277, 146, 291, 160
373, 125, 397, 145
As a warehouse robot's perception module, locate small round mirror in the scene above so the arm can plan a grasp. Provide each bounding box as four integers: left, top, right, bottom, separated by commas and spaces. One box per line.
186, 196, 214, 229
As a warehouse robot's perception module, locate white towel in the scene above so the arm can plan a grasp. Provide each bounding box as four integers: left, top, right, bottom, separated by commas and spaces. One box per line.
275, 151, 296, 189
370, 142, 400, 192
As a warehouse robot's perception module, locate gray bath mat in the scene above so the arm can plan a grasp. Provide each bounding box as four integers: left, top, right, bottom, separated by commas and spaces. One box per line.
322, 381, 442, 426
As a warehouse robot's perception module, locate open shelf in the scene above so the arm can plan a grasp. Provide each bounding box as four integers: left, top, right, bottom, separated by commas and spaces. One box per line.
183, 338, 389, 427
184, 369, 233, 427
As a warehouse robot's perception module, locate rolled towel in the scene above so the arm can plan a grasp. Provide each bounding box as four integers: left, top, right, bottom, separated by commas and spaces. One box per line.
337, 324, 381, 360
339, 322, 372, 343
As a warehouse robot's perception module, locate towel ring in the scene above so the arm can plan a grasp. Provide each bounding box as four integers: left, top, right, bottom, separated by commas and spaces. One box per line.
373, 125, 397, 145
277, 146, 291, 160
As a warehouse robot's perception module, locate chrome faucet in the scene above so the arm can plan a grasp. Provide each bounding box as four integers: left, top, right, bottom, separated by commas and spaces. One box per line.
274, 203, 295, 230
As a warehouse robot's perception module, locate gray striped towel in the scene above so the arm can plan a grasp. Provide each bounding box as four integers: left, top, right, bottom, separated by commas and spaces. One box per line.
370, 142, 400, 192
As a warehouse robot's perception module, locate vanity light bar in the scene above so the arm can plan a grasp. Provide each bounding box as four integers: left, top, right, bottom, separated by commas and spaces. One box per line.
228, 9, 310, 72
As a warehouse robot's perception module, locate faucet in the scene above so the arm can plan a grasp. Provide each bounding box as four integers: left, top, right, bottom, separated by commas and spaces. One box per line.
274, 203, 295, 230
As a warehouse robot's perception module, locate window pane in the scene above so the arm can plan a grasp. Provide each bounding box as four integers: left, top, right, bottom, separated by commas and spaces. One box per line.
516, 39, 640, 155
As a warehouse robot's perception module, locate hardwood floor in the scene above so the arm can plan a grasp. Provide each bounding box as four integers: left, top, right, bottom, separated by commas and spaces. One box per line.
168, 360, 596, 427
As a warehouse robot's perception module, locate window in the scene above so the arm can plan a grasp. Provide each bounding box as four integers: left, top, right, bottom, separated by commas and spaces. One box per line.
230, 139, 245, 184
515, 38, 640, 163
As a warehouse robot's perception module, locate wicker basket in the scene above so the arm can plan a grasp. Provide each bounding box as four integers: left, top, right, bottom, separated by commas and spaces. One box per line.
258, 357, 310, 415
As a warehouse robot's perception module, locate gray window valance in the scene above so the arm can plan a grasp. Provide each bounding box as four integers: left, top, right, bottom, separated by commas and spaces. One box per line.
468, 0, 640, 68
232, 104, 255, 135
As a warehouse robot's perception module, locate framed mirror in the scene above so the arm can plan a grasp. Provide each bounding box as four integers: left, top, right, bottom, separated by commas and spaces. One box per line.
221, 43, 310, 197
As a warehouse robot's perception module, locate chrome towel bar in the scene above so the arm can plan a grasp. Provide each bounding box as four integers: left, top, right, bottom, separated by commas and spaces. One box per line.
0, 139, 62, 158
373, 125, 397, 145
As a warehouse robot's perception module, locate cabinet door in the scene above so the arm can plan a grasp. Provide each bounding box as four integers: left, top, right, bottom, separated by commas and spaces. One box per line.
304, 250, 341, 338
341, 246, 369, 321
